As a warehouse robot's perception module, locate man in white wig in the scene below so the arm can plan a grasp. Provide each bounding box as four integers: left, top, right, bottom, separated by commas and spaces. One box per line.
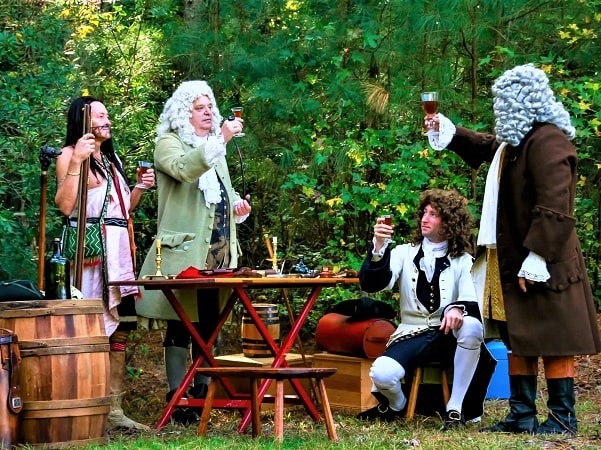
137, 81, 251, 424
426, 64, 601, 435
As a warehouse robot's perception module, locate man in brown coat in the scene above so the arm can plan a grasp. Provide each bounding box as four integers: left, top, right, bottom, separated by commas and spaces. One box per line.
425, 63, 601, 435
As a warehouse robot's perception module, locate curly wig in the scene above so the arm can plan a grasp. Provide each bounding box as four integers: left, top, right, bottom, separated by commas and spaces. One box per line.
492, 63, 575, 146
411, 189, 475, 257
156, 80, 223, 146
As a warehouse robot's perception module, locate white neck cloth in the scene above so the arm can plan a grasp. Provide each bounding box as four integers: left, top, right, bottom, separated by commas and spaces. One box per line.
477, 142, 507, 247
420, 237, 449, 283
198, 168, 221, 208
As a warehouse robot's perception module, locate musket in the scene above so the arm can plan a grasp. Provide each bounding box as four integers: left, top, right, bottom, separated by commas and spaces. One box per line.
73, 104, 92, 290
37, 145, 61, 289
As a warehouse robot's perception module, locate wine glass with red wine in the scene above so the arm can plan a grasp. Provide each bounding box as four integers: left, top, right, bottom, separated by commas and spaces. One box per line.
421, 92, 439, 135
231, 107, 245, 137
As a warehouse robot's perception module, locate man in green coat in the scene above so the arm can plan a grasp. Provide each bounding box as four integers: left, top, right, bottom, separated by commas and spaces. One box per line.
137, 81, 251, 424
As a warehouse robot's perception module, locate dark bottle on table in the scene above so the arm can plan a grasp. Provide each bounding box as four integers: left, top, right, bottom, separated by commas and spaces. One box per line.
45, 237, 71, 300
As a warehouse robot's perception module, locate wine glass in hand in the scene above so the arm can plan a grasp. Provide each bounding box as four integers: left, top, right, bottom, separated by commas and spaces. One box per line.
231, 107, 245, 137
421, 92, 439, 135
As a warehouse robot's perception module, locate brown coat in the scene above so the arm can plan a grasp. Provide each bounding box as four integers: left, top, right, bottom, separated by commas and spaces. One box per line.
449, 123, 600, 357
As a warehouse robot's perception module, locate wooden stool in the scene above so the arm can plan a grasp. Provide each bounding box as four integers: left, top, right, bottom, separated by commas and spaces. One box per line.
405, 363, 450, 419
196, 367, 338, 442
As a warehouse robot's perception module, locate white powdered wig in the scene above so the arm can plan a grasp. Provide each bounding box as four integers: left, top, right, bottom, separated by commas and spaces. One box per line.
492, 64, 575, 146
156, 80, 223, 146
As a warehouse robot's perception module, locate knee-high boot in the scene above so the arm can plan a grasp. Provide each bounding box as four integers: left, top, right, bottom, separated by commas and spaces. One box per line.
536, 357, 577, 435
164, 345, 199, 426
107, 334, 150, 431
482, 354, 538, 433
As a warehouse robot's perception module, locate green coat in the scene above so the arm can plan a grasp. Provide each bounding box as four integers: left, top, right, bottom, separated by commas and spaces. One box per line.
136, 133, 242, 321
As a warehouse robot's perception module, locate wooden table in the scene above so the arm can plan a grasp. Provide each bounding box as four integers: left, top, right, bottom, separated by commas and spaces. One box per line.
108, 276, 359, 432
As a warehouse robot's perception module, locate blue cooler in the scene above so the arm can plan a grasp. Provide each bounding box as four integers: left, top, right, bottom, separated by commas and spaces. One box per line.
485, 340, 510, 399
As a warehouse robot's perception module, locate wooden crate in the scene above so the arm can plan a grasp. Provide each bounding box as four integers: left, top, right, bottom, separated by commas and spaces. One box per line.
212, 353, 313, 409
312, 352, 377, 412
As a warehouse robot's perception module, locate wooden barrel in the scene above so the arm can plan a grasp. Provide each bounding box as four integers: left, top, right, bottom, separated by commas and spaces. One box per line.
241, 303, 280, 358
0, 299, 110, 448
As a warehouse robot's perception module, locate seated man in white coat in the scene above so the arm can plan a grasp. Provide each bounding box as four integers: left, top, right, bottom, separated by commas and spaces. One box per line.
357, 189, 492, 429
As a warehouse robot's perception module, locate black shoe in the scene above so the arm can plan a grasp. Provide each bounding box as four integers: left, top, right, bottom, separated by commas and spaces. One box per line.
166, 389, 201, 426
356, 403, 405, 422
535, 418, 577, 436
443, 410, 465, 430
171, 408, 200, 426
480, 418, 538, 434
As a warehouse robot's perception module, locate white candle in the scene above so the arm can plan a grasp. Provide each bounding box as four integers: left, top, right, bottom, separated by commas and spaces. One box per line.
272, 236, 277, 245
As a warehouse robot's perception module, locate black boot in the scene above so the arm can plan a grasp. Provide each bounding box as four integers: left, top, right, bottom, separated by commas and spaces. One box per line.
481, 375, 538, 433
536, 378, 577, 435
166, 389, 200, 426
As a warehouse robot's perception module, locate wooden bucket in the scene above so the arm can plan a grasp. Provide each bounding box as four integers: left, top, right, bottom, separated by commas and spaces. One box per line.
0, 299, 110, 448
241, 303, 280, 358
315, 312, 396, 358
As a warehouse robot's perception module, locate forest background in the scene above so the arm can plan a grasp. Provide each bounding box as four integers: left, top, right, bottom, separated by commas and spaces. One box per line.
1, 0, 600, 313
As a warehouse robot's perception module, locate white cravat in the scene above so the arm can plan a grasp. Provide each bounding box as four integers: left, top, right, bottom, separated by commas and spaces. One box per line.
420, 237, 448, 283
196, 134, 226, 208
198, 168, 221, 208
477, 142, 507, 247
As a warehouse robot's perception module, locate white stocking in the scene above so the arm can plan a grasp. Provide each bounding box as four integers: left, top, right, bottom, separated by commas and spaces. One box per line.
447, 316, 483, 412
370, 356, 407, 411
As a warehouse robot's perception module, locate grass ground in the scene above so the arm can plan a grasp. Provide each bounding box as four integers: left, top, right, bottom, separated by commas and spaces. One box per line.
68, 321, 601, 450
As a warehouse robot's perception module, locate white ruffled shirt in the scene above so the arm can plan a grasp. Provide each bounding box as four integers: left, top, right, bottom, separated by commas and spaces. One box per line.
196, 134, 249, 223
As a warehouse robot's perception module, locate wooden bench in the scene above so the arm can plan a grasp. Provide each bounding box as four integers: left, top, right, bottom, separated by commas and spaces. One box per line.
196, 367, 338, 442
405, 363, 450, 419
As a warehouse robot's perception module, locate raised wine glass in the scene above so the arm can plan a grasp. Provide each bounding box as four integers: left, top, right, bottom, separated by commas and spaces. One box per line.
421, 92, 439, 136
231, 107, 245, 137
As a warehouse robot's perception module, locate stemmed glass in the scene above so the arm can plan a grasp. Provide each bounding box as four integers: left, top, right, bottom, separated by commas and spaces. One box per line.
231, 107, 245, 137
421, 92, 439, 136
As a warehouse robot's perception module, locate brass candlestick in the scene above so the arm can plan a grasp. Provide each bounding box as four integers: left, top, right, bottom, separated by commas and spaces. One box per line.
143, 238, 168, 279
271, 236, 279, 273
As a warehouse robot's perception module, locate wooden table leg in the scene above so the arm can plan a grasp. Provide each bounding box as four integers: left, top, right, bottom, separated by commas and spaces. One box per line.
197, 381, 217, 436
274, 379, 284, 442
250, 377, 261, 437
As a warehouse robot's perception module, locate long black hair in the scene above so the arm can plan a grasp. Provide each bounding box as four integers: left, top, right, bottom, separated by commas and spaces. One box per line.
65, 96, 128, 184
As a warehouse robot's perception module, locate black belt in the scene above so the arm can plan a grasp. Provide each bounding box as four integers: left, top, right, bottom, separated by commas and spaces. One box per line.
68, 217, 127, 227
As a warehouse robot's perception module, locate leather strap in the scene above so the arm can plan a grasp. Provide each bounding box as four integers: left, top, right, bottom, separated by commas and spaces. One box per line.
0, 329, 21, 414
110, 163, 136, 273
8, 342, 21, 413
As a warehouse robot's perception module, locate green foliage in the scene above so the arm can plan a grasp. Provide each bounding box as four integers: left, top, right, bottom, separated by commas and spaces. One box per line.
1, 0, 599, 309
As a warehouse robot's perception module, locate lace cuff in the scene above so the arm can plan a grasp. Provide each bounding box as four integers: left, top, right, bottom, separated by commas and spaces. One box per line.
233, 199, 249, 224
205, 135, 226, 166
517, 251, 550, 282
371, 237, 391, 262
444, 304, 467, 317
427, 113, 456, 150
